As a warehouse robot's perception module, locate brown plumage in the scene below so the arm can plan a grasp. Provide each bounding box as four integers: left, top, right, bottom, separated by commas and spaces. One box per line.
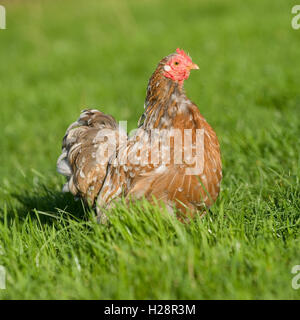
57, 49, 222, 222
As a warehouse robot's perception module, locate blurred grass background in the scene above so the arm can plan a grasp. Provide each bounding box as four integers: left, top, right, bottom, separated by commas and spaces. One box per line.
0, 0, 299, 299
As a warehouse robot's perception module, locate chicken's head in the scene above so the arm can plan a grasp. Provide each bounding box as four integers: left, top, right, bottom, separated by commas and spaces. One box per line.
163, 48, 199, 85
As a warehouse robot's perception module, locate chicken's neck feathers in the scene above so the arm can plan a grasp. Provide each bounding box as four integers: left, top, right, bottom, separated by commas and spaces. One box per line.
140, 65, 190, 129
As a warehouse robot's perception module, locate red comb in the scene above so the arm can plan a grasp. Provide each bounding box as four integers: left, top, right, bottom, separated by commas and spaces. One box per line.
176, 48, 192, 62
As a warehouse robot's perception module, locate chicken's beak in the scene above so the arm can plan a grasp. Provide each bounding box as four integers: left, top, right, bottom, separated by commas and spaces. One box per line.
188, 63, 199, 70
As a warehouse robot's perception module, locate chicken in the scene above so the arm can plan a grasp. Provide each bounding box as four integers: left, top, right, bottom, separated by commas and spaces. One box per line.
57, 48, 222, 222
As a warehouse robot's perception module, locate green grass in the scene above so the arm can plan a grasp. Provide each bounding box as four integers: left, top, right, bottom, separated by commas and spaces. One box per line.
0, 0, 299, 299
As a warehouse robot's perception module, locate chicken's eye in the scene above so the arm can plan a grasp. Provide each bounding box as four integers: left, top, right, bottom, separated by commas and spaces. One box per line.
174, 61, 179, 65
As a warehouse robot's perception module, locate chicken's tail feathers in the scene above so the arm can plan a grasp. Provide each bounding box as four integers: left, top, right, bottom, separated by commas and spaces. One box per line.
57, 109, 126, 204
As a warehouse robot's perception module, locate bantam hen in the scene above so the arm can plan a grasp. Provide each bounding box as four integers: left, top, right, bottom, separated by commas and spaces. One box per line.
57, 49, 222, 222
